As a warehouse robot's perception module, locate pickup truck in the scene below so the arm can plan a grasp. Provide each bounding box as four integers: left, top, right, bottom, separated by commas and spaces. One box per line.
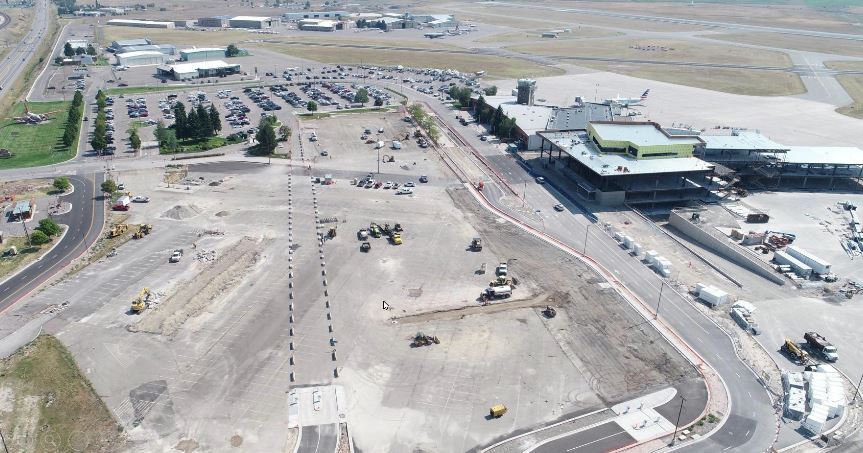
169, 249, 183, 263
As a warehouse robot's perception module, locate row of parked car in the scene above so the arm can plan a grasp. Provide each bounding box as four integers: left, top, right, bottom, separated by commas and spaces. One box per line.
125, 96, 149, 118
224, 98, 252, 129
244, 87, 282, 112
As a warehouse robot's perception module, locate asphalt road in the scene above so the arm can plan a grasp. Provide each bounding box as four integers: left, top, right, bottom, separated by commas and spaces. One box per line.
298, 424, 338, 453
0, 0, 49, 101
410, 94, 779, 452
534, 421, 635, 453
0, 173, 104, 314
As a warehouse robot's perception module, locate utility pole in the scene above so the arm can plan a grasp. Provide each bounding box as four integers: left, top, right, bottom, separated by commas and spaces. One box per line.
20, 213, 31, 247
853, 372, 863, 404
583, 224, 591, 254
377, 147, 380, 174
670, 395, 686, 446
655, 281, 666, 320
0, 425, 8, 453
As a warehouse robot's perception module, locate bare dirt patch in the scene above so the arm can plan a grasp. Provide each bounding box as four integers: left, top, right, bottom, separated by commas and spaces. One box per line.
130, 236, 266, 336
448, 187, 698, 402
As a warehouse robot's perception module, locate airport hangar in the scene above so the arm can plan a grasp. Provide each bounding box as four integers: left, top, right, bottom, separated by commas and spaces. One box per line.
156, 60, 241, 80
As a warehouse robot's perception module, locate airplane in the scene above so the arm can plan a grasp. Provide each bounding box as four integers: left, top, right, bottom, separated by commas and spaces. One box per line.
424, 32, 445, 39
4, 102, 55, 124
603, 89, 649, 107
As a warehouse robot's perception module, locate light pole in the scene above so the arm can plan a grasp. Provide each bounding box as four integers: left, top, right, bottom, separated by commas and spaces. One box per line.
853, 372, 863, 404
377, 147, 380, 174
670, 395, 686, 446
583, 223, 592, 254
655, 281, 666, 320
0, 425, 8, 453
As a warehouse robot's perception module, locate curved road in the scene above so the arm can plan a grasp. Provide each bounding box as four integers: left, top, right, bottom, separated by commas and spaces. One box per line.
0, 173, 104, 314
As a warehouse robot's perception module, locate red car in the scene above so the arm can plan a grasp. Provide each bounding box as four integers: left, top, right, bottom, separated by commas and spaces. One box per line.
374, 181, 383, 189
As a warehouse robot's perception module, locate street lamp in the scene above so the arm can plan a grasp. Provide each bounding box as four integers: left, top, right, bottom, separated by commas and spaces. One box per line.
655, 281, 666, 320
670, 395, 687, 446
583, 223, 592, 254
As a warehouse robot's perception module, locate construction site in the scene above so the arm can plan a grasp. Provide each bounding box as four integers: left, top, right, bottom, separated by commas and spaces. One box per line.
0, 110, 701, 451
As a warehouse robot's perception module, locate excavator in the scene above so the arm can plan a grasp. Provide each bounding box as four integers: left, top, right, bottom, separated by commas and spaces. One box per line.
783, 338, 809, 364
130, 288, 151, 314
411, 332, 440, 348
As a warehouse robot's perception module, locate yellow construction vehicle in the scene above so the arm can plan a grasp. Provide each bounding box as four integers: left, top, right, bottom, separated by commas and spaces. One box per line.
390, 232, 402, 245
489, 404, 508, 418
489, 275, 512, 287
411, 332, 439, 348
783, 338, 809, 363
108, 224, 129, 238
132, 224, 153, 239
130, 288, 151, 314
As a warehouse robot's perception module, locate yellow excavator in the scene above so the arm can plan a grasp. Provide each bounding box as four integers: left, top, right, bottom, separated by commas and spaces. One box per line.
108, 224, 128, 238
131, 288, 151, 314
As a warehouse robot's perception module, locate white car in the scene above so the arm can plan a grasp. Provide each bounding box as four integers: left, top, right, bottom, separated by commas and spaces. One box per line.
397, 187, 413, 195
383, 181, 393, 189
403, 181, 415, 187
132, 195, 150, 203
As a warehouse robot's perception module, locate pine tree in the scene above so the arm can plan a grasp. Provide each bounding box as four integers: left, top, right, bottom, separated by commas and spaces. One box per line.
173, 103, 187, 139
196, 103, 211, 138
208, 104, 221, 134
187, 109, 200, 141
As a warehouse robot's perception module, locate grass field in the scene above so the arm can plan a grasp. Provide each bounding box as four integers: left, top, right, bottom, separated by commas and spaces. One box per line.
579, 61, 806, 96
0, 101, 77, 170
835, 75, 863, 119
261, 43, 563, 80
824, 61, 863, 71
508, 37, 793, 67
0, 335, 125, 452
712, 32, 863, 58
0, 236, 52, 280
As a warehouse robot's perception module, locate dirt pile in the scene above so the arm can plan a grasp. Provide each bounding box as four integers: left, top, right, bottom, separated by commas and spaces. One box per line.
162, 204, 203, 220
130, 237, 266, 336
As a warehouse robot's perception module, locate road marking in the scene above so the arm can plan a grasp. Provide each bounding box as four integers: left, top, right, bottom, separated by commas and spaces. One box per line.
565, 429, 628, 451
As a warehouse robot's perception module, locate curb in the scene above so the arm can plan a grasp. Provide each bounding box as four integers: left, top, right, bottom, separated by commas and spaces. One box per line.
0, 224, 69, 288
480, 408, 610, 452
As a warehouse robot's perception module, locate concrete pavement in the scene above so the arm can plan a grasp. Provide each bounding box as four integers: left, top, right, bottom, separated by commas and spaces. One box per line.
0, 0, 50, 100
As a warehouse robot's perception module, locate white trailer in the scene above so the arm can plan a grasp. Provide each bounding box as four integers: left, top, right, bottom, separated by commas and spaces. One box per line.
774, 250, 813, 278
786, 246, 831, 275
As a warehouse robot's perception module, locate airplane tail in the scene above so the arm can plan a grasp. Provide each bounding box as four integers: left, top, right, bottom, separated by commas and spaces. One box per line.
640, 89, 650, 100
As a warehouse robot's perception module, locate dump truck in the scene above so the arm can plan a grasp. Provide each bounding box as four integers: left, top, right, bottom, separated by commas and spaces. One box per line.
804, 332, 839, 362
489, 404, 507, 418
108, 223, 129, 238
470, 237, 482, 251
783, 338, 809, 363
131, 287, 151, 313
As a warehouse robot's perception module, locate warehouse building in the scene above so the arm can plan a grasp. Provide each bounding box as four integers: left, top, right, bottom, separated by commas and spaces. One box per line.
115, 44, 176, 55
298, 19, 337, 31
156, 60, 241, 80
197, 15, 231, 28
537, 122, 714, 207
283, 10, 348, 21
108, 38, 151, 52
65, 39, 89, 51
229, 16, 279, 29
411, 14, 456, 28
107, 19, 175, 29
180, 48, 227, 62
116, 50, 171, 67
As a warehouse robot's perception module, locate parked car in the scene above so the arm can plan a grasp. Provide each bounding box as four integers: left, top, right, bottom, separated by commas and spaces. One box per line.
132, 196, 150, 203
554, 204, 565, 212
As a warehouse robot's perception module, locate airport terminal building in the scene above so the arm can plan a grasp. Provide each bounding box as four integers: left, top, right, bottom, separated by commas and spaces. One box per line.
156, 60, 241, 80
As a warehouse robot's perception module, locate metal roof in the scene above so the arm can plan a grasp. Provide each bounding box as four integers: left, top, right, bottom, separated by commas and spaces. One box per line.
117, 50, 167, 58
12, 200, 31, 215
180, 47, 226, 53
112, 38, 150, 47
783, 146, 863, 165
108, 19, 174, 26
230, 16, 271, 21
547, 103, 613, 131
540, 131, 713, 175
700, 131, 788, 152
159, 60, 239, 74
590, 122, 703, 147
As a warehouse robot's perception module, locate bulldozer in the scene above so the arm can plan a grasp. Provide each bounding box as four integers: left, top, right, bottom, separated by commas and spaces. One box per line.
390, 232, 403, 245
411, 332, 440, 348
328, 226, 337, 239
132, 224, 153, 239
130, 287, 151, 314
470, 237, 482, 251
108, 224, 129, 238
393, 223, 403, 233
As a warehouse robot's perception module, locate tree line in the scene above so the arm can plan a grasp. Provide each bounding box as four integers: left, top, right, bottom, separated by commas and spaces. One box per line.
89, 90, 109, 153
63, 42, 97, 58
475, 96, 517, 140
407, 104, 440, 142
62, 90, 84, 148
172, 102, 222, 141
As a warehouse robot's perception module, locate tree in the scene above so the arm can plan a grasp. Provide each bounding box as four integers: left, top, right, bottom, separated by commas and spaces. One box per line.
208, 104, 221, 133
130, 129, 141, 151
278, 125, 292, 141
354, 88, 369, 106
254, 118, 277, 155
172, 102, 188, 139
307, 100, 318, 111
90, 132, 106, 153
303, 0, 310, 8
483, 85, 497, 96
491, 105, 504, 133
37, 218, 62, 237
196, 103, 212, 138
75, 47, 86, 56
374, 97, 384, 107
154, 120, 168, 145
53, 177, 71, 192
62, 127, 76, 147
164, 130, 179, 153
54, 56, 64, 65
186, 109, 200, 140
30, 230, 50, 246
86, 44, 97, 56
225, 44, 240, 57
101, 179, 117, 194
63, 42, 74, 57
